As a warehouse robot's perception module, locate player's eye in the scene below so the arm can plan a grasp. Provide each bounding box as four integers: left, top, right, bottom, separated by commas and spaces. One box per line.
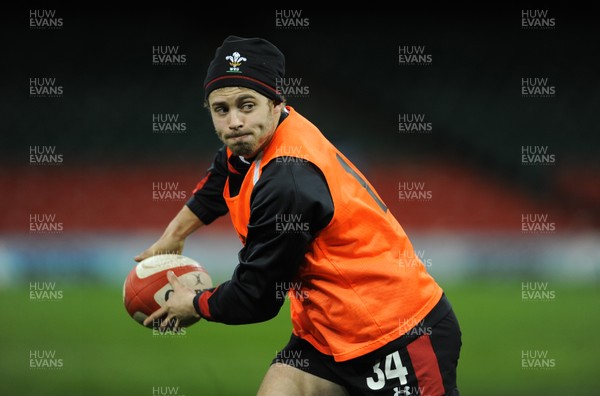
241, 102, 255, 112
213, 106, 228, 115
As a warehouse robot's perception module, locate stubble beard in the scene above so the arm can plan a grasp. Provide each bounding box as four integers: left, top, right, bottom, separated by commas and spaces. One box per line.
228, 141, 254, 157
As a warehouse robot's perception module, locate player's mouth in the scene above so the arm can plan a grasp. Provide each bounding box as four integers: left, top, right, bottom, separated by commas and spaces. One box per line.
226, 132, 252, 142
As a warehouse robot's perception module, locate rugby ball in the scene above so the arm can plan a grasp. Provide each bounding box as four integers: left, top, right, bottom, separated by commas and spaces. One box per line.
123, 254, 212, 326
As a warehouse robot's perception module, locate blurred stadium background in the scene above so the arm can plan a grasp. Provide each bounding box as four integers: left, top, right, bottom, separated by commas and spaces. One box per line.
1, 8, 599, 395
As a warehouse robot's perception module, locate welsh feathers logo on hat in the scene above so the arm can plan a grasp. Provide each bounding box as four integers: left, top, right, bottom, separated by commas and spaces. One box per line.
204, 36, 285, 102
226, 52, 246, 73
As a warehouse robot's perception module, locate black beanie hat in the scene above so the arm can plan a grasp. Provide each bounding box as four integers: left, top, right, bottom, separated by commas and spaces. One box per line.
204, 36, 285, 102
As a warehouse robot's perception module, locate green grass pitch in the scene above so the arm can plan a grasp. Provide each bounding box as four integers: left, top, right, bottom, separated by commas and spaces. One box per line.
1, 281, 598, 395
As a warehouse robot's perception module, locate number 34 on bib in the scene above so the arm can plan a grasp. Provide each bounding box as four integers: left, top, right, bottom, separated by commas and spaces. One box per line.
366, 351, 409, 390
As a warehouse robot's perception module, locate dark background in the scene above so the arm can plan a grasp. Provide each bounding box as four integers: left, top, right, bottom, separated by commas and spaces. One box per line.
2, 8, 598, 231
3, 10, 598, 169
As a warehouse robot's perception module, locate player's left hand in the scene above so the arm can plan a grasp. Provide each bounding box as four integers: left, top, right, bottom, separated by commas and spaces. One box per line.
143, 271, 201, 331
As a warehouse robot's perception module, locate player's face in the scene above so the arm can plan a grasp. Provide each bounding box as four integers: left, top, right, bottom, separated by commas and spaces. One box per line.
208, 87, 283, 158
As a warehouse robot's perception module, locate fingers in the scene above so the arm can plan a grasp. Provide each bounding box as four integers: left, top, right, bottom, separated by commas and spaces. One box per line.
142, 273, 181, 330
142, 271, 194, 332
144, 309, 181, 331
161, 315, 181, 330
134, 248, 152, 262
161, 314, 174, 329
134, 234, 186, 263
143, 306, 167, 328
167, 270, 183, 289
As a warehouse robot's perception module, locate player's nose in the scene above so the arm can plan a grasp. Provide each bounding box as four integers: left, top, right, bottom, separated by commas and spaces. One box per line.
228, 110, 243, 130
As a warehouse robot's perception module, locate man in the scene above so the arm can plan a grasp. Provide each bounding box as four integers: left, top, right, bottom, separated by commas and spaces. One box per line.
137, 36, 461, 395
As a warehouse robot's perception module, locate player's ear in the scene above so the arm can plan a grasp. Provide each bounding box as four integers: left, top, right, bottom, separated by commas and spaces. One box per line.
272, 99, 285, 113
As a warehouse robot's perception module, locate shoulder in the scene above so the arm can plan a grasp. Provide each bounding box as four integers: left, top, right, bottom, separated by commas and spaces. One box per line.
256, 158, 328, 198
251, 158, 334, 230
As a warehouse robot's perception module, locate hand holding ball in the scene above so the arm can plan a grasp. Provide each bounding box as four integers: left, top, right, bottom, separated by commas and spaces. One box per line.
123, 254, 212, 329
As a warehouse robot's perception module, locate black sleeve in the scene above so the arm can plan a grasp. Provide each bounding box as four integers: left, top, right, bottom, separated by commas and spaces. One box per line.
199, 159, 334, 324
186, 146, 229, 225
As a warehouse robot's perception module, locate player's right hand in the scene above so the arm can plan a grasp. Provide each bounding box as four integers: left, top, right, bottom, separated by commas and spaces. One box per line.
134, 235, 185, 262
143, 270, 201, 330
